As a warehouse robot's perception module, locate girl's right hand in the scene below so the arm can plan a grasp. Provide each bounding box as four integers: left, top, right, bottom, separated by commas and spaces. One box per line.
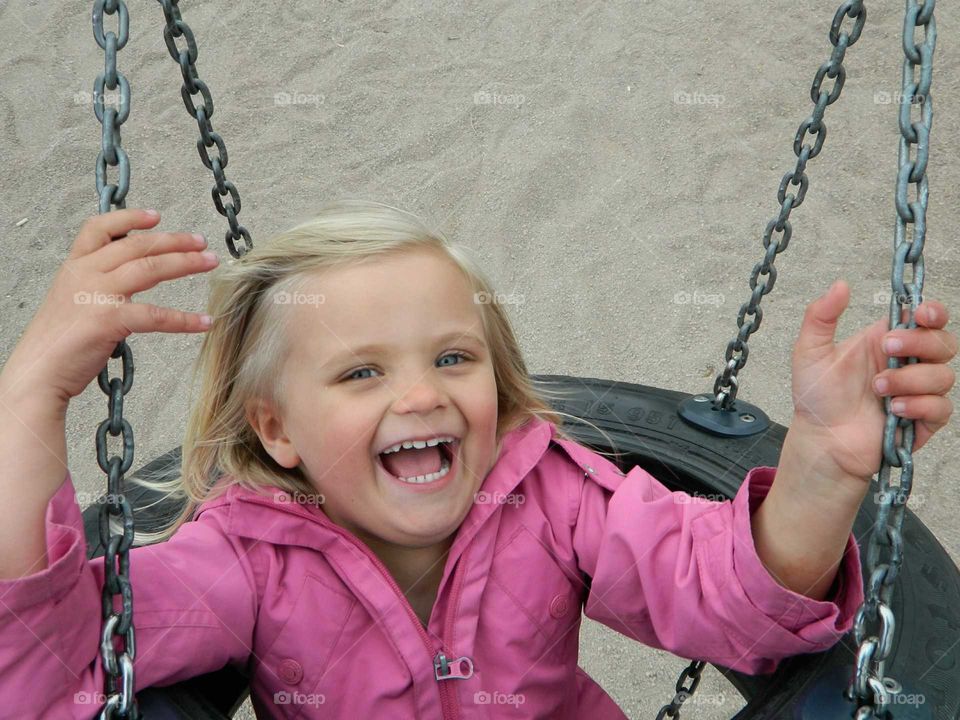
2, 208, 220, 405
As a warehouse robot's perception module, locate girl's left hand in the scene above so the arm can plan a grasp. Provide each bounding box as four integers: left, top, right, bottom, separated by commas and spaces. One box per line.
790, 279, 957, 481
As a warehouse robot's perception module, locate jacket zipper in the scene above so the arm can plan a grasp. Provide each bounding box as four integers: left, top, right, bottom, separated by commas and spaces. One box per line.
336, 526, 473, 720
436, 544, 470, 720
240, 496, 473, 718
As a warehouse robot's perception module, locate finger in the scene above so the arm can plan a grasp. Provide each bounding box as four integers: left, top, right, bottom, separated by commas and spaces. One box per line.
794, 278, 849, 357
110, 250, 220, 296
886, 394, 954, 430
94, 230, 207, 273
915, 300, 950, 329
118, 302, 213, 335
890, 396, 953, 454
874, 363, 956, 397
882, 327, 959, 363
69, 209, 161, 260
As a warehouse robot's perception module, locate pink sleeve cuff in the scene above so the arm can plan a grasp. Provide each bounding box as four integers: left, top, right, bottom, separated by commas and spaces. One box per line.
0, 470, 89, 615
730, 465, 865, 635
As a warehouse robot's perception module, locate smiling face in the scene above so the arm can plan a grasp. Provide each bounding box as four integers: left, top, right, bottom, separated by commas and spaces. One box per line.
246, 246, 500, 552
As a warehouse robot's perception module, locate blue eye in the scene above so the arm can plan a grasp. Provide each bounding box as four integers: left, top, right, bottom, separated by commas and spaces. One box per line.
438, 351, 469, 367
346, 367, 378, 381
343, 352, 470, 382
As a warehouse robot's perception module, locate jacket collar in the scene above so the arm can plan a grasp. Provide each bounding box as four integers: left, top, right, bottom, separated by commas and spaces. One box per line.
198, 416, 557, 554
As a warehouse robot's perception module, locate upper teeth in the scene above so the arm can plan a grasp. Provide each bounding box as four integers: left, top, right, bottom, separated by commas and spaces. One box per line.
381, 436, 456, 455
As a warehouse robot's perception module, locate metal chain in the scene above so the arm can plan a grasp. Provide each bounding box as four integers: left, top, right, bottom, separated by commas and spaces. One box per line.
847, 1, 936, 717
660, 2, 869, 715
156, 0, 253, 259
90, 0, 256, 715
654, 661, 705, 719
709, 0, 866, 412
91, 1, 140, 718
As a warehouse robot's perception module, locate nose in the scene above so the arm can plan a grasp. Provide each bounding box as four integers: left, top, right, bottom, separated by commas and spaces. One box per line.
390, 373, 446, 414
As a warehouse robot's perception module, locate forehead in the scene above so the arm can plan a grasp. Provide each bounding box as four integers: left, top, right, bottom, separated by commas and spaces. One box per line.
287, 248, 486, 359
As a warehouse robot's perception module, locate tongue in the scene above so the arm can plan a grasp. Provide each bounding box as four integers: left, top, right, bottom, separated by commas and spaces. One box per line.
381, 446, 443, 479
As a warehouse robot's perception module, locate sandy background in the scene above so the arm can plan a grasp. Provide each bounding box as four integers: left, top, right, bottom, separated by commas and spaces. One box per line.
1, 1, 958, 718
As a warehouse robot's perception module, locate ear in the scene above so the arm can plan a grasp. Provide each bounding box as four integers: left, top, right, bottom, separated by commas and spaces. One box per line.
244, 398, 301, 469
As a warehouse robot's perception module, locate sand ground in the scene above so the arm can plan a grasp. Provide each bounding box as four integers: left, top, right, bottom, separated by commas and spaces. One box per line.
1, 1, 958, 717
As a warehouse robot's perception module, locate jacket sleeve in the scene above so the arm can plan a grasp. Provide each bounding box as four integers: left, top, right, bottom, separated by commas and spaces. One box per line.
0, 471, 257, 720
572, 460, 865, 675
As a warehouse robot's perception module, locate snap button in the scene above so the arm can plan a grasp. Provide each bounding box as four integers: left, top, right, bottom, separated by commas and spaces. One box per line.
549, 593, 571, 618
585, 465, 595, 474
278, 658, 303, 685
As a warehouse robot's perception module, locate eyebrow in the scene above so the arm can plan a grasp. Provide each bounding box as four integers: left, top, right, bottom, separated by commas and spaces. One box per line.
322, 330, 487, 369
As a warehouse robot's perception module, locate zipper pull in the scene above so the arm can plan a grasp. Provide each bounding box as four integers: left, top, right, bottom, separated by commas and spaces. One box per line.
434, 650, 474, 680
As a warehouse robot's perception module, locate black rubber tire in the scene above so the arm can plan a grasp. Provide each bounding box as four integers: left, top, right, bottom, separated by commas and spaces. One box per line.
79, 375, 960, 718
531, 374, 960, 719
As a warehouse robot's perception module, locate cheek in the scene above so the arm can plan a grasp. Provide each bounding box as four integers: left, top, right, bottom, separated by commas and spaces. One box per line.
299, 421, 374, 487
474, 368, 499, 415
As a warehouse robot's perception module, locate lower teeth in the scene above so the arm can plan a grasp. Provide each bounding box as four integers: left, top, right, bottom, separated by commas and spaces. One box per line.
397, 455, 451, 484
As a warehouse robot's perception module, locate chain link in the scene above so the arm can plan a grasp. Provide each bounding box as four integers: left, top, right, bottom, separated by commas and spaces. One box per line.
847, 1, 936, 717
156, 0, 253, 258
654, 660, 706, 719
710, 0, 866, 412
91, 0, 141, 717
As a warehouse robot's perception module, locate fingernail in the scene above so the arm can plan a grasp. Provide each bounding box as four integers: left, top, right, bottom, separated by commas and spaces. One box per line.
193, 233, 206, 245
201, 251, 218, 263
883, 337, 903, 353
874, 377, 889, 394
145, 209, 160, 217
891, 399, 906, 413
200, 314, 213, 327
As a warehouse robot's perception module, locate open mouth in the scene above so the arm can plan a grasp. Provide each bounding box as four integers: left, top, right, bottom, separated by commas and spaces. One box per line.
376, 439, 459, 486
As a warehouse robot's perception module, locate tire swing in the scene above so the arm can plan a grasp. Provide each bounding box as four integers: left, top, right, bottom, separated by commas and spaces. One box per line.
78, 1, 958, 719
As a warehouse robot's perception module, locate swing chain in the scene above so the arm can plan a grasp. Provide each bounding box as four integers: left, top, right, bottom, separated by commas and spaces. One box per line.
668, 0, 866, 714
654, 660, 706, 719
709, 0, 865, 412
848, 1, 936, 718
91, 0, 141, 718
155, 0, 253, 258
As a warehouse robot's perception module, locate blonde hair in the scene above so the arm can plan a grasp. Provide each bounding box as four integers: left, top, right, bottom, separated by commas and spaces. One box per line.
121, 199, 619, 544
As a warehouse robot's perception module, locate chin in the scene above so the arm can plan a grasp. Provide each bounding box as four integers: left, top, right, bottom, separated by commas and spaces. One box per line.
390, 508, 468, 547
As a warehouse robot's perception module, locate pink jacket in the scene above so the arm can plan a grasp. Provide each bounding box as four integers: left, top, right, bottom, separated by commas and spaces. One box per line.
0, 416, 864, 719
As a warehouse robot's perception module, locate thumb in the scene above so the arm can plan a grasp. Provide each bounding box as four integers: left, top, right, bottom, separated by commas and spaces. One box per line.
795, 279, 849, 356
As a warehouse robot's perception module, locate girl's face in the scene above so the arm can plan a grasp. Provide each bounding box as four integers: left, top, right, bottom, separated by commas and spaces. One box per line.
247, 247, 500, 550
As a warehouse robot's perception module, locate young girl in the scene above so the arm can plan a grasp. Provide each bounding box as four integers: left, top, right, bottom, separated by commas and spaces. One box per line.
0, 201, 955, 719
